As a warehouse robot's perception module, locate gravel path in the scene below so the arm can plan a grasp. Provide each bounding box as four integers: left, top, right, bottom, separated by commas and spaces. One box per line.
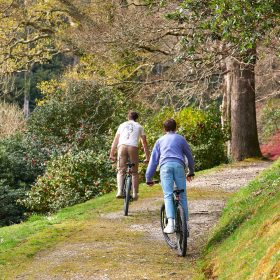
14, 161, 271, 280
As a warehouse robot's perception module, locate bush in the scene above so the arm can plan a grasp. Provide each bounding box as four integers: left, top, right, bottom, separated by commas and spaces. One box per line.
144, 106, 228, 171
0, 180, 26, 227
0, 133, 49, 226
28, 79, 128, 152
259, 98, 280, 142
0, 79, 135, 223
22, 149, 115, 213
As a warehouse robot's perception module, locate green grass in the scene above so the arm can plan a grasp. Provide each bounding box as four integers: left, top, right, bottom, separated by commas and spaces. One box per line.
0, 159, 276, 279
0, 191, 121, 266
0, 182, 224, 256
199, 159, 280, 280
0, 182, 201, 279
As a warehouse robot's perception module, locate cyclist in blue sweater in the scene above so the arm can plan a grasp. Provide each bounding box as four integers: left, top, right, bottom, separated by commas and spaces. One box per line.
146, 118, 195, 234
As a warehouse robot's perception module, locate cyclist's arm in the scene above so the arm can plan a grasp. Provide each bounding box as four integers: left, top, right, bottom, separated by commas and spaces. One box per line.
182, 139, 195, 176
145, 141, 160, 182
109, 133, 120, 160
140, 135, 150, 161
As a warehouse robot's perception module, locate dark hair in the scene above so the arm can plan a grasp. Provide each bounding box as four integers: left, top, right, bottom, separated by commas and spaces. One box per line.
128, 111, 139, 121
164, 118, 177, 132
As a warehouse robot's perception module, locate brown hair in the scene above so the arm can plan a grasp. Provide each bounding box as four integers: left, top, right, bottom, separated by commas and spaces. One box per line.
128, 111, 139, 121
164, 118, 177, 132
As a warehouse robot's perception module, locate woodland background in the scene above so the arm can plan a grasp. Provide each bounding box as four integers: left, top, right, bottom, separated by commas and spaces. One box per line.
0, 0, 279, 226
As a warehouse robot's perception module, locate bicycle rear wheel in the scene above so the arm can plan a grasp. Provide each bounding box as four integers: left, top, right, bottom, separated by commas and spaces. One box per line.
123, 176, 132, 216
175, 203, 188, 257
160, 204, 177, 249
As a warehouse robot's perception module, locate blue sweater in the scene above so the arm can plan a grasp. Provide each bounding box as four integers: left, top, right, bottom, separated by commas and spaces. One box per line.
145, 132, 195, 181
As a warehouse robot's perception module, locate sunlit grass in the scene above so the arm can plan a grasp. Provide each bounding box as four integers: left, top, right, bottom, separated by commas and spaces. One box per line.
199, 159, 280, 280
0, 182, 201, 279
0, 159, 275, 279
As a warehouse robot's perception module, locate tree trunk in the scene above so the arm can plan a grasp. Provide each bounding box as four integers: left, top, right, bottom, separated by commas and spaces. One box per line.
23, 70, 31, 118
225, 52, 262, 161
222, 57, 232, 158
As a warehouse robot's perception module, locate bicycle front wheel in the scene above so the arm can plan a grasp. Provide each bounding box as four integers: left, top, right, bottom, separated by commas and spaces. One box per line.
160, 203, 177, 249
123, 176, 132, 216
175, 203, 188, 257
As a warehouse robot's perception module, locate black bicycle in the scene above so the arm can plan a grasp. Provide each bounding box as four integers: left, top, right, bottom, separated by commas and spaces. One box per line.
160, 188, 188, 257
123, 162, 136, 216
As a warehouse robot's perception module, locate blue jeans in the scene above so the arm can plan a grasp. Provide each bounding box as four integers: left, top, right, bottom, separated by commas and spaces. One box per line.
160, 162, 189, 220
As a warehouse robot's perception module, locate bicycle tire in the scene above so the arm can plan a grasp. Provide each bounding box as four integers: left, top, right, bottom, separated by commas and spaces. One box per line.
175, 203, 188, 257
123, 176, 132, 216
160, 204, 177, 249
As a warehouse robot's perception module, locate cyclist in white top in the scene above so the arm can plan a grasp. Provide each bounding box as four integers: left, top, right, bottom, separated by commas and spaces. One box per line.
109, 111, 150, 200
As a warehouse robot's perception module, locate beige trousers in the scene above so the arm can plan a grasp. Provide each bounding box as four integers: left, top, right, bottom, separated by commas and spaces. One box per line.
117, 145, 139, 195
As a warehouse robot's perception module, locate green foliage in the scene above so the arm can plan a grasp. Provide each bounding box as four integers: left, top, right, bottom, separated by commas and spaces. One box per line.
176, 0, 280, 57
23, 149, 115, 213
20, 79, 130, 213
1, 79, 130, 221
201, 160, 280, 279
28, 79, 128, 152
144, 106, 228, 171
177, 107, 229, 170
0, 134, 49, 226
259, 98, 280, 141
0, 180, 26, 227
11, 54, 73, 111
0, 0, 69, 73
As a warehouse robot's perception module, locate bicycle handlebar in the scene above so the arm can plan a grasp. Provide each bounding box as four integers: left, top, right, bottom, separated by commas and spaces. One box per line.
146, 180, 160, 186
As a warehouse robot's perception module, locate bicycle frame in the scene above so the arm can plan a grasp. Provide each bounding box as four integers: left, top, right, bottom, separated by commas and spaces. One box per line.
123, 162, 135, 216
173, 190, 182, 226
160, 188, 188, 256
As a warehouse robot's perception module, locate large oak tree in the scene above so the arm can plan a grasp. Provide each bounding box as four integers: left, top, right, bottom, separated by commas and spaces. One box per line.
60, 0, 280, 160
173, 0, 280, 160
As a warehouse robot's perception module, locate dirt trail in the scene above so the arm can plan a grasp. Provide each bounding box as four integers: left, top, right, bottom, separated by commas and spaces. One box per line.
14, 161, 270, 280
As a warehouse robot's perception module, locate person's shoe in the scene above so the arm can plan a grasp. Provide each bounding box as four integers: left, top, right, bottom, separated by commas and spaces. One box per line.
132, 193, 138, 201
116, 189, 123, 198
164, 218, 175, 234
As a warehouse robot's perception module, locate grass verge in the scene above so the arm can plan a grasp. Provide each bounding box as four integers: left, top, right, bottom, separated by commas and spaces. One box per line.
0, 191, 121, 268
0, 182, 201, 279
198, 159, 280, 280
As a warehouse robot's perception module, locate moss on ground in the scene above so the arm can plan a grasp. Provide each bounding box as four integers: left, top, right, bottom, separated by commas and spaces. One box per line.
200, 159, 280, 280
0, 160, 273, 280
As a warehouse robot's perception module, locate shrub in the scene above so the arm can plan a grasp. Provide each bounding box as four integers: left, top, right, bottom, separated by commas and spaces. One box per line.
22, 149, 115, 213
19, 79, 130, 213
144, 106, 228, 171
0, 133, 49, 225
0, 180, 26, 227
28, 79, 128, 152
259, 98, 280, 142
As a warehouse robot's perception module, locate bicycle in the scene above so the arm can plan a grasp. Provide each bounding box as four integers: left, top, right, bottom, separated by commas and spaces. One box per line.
160, 188, 188, 257
146, 181, 188, 256
111, 159, 145, 216
122, 162, 136, 216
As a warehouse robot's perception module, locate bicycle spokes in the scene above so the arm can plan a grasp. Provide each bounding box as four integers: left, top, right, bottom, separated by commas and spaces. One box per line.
160, 202, 188, 256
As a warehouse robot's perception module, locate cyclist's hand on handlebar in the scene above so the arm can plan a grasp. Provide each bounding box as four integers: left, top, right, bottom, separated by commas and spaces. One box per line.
109, 155, 116, 162
187, 174, 194, 182
143, 158, 149, 164
146, 180, 159, 186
